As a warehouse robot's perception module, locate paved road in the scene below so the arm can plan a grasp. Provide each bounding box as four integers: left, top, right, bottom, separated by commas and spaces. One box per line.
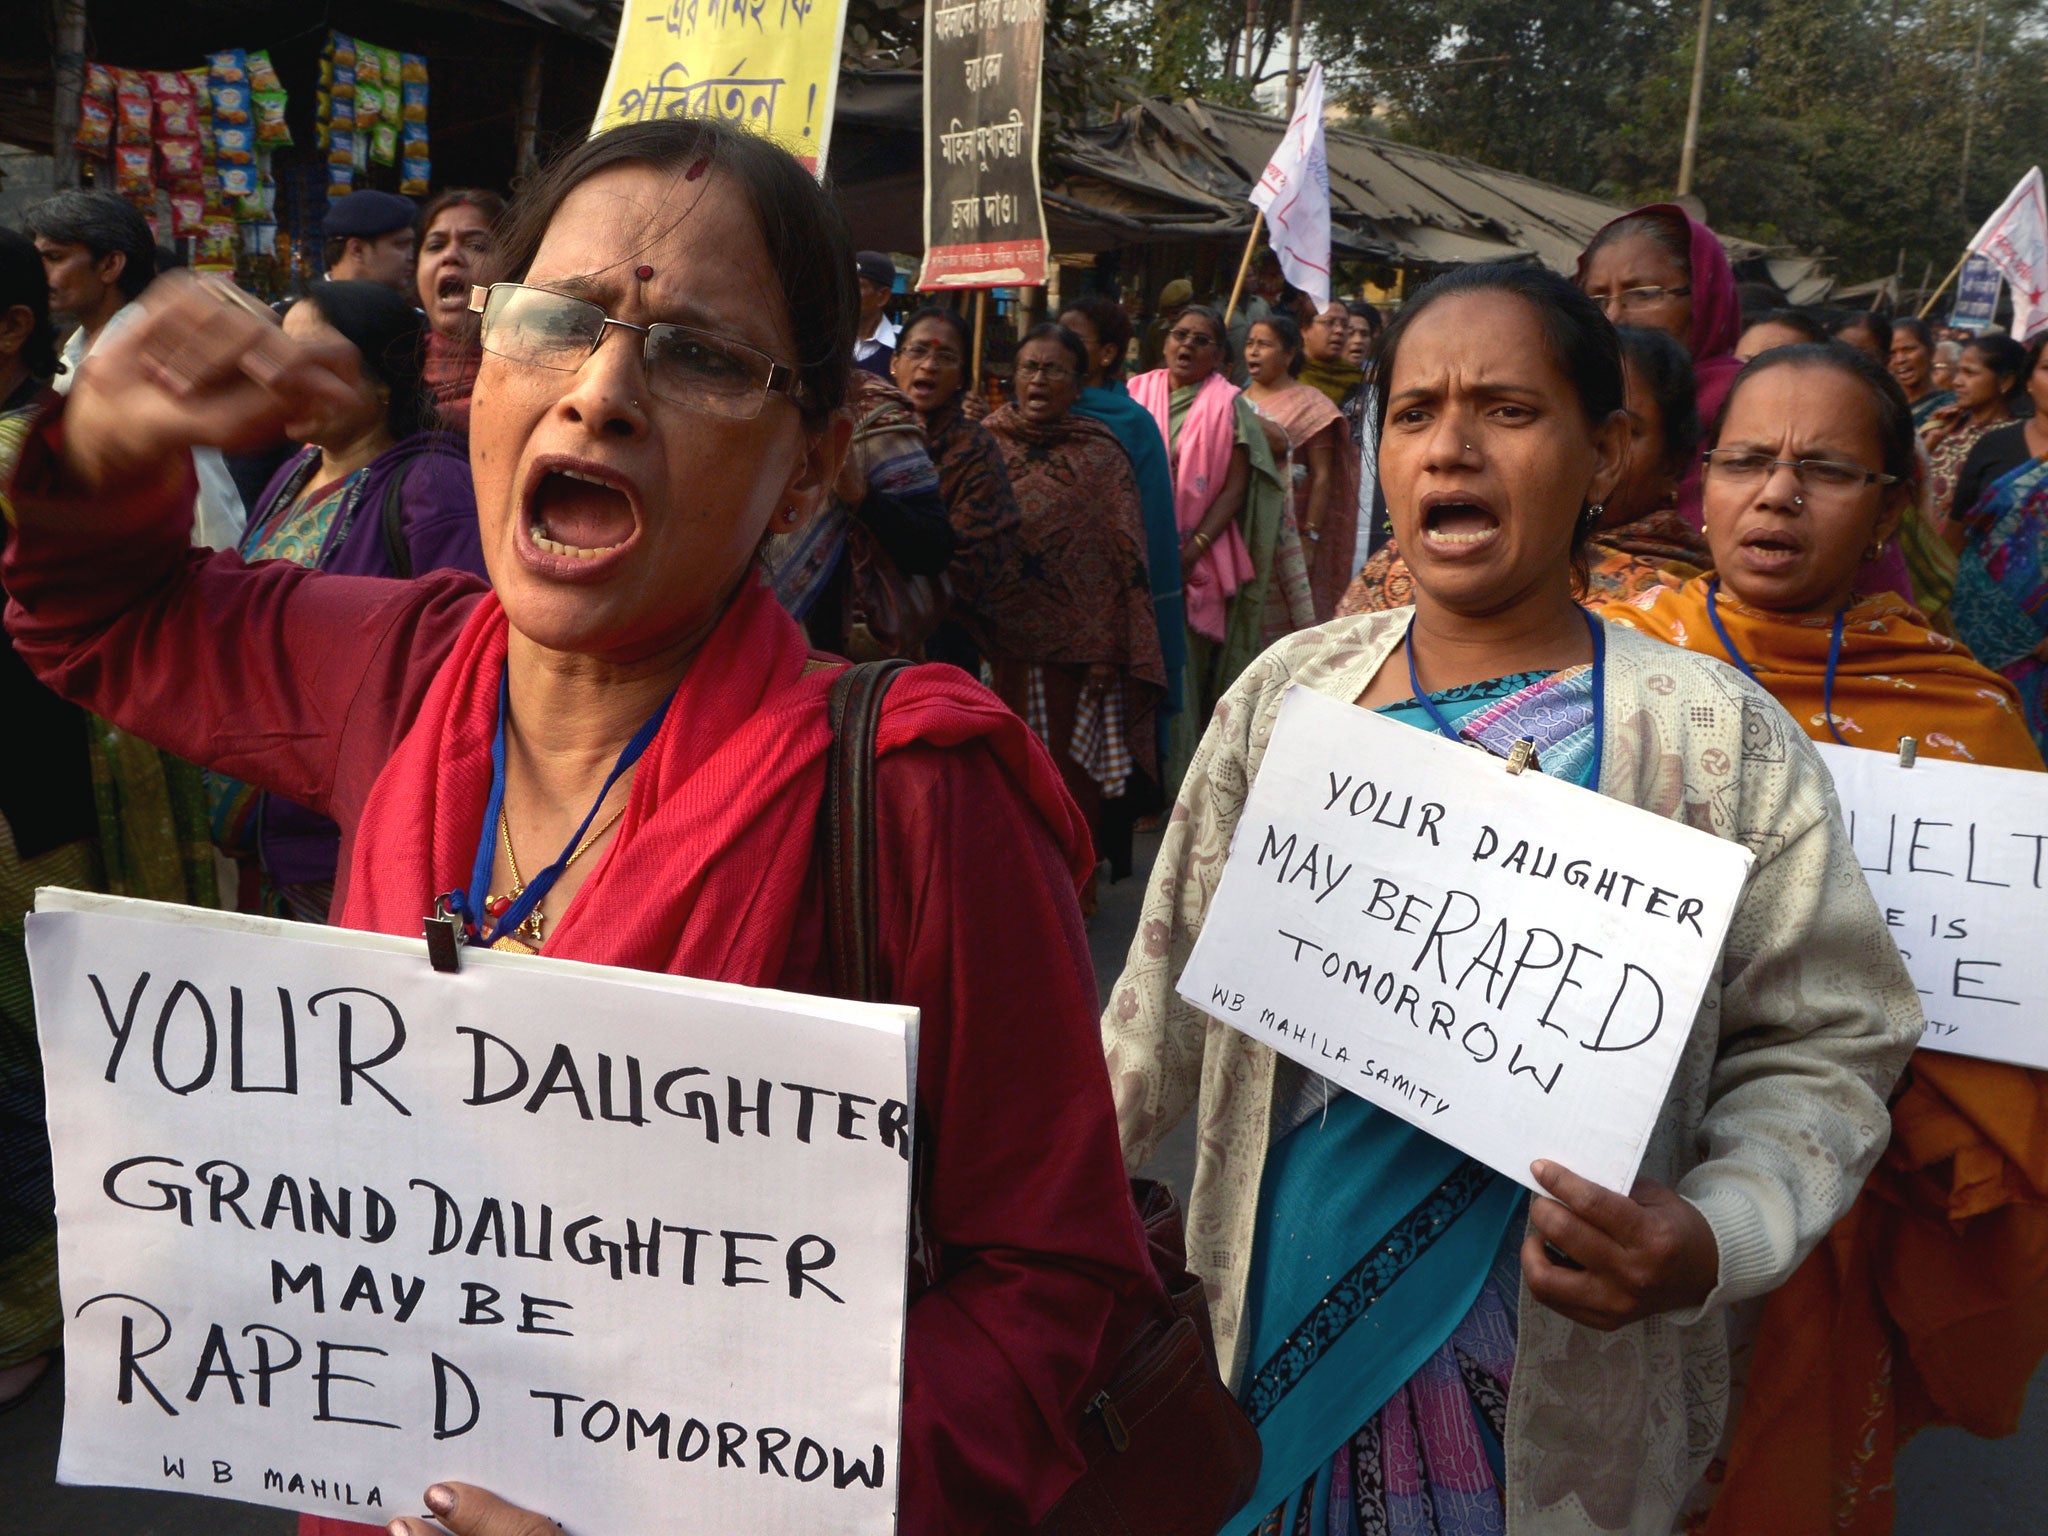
3, 831, 2037, 1531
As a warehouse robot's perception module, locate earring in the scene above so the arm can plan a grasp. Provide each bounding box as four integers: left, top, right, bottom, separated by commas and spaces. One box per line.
1581, 502, 1604, 529
1863, 539, 1885, 561
782, 505, 800, 525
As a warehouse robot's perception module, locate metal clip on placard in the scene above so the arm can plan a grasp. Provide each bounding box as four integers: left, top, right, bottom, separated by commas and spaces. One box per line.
1897, 735, 1919, 769
1505, 738, 1537, 775
424, 897, 465, 973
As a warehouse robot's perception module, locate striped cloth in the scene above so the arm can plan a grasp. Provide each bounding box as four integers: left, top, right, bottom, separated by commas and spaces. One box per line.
1023, 667, 1134, 798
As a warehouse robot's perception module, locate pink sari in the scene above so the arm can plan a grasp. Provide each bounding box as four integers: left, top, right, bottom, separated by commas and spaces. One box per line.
1129, 368, 1256, 643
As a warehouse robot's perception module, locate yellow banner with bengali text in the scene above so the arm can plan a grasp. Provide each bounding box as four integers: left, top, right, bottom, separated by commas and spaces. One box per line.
592, 0, 850, 176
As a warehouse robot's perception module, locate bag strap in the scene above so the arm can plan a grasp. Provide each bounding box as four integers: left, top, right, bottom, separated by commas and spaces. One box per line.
380, 458, 420, 579
824, 658, 911, 1002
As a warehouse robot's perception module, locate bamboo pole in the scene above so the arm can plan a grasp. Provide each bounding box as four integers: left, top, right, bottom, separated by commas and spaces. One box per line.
1676, 0, 1713, 197
1224, 211, 1265, 325
1918, 249, 1972, 320
972, 290, 988, 393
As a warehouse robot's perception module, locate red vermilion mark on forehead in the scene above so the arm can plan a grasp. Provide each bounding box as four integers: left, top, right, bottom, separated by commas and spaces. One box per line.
684, 155, 709, 181
635, 264, 655, 281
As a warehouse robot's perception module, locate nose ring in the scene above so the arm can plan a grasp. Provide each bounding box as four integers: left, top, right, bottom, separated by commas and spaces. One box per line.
1793, 495, 1803, 508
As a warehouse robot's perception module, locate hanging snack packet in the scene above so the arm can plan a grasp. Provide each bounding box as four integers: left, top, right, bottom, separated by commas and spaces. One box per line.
146, 69, 192, 101
372, 121, 399, 168
402, 81, 429, 124
331, 32, 357, 69
333, 62, 356, 104
170, 190, 206, 238
331, 89, 355, 128
255, 90, 292, 146
215, 123, 256, 166
329, 164, 356, 196
378, 48, 403, 94
355, 79, 381, 129
114, 144, 154, 197
401, 155, 431, 198
194, 220, 238, 275
159, 138, 203, 182
207, 49, 248, 86
113, 69, 153, 146
220, 165, 258, 199
75, 95, 113, 155
248, 50, 282, 93
357, 46, 382, 88
402, 53, 428, 84
211, 82, 251, 127
328, 129, 356, 168
85, 61, 115, 102
157, 94, 198, 138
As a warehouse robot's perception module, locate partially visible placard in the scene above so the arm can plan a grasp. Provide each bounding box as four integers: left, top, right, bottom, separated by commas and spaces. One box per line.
1952, 252, 2005, 334
1176, 686, 1753, 1194
1818, 742, 2048, 1067
28, 890, 914, 1532
917, 0, 1048, 288
591, 0, 850, 176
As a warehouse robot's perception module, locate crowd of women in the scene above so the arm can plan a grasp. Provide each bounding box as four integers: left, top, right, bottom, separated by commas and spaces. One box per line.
1, 118, 2046, 1536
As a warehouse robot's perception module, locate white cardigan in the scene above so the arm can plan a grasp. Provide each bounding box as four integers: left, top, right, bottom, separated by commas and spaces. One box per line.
1101, 609, 1923, 1535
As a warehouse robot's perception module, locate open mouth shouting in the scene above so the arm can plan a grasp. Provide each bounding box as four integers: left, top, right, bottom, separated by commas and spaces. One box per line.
517, 454, 643, 579
1731, 523, 1806, 575
1418, 491, 1502, 555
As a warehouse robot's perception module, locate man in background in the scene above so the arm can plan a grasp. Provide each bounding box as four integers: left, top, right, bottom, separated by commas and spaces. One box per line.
323, 191, 417, 295
1140, 277, 1193, 371
27, 190, 244, 550
853, 251, 899, 376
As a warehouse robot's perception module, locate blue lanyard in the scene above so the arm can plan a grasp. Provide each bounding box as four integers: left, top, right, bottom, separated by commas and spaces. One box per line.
1704, 577, 1849, 747
442, 671, 674, 948
1403, 607, 1606, 788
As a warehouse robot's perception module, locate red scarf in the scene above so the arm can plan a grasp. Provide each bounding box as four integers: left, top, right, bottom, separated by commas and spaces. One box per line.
339, 577, 1091, 982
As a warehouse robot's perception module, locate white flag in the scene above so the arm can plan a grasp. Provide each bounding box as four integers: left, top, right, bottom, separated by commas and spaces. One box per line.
1249, 63, 1331, 310
1968, 167, 2048, 340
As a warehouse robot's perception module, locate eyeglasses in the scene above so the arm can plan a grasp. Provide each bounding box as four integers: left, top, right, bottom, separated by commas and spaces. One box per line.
900, 342, 963, 366
1166, 328, 1219, 348
1702, 450, 1899, 491
469, 283, 803, 421
1584, 284, 1692, 312
1015, 361, 1076, 382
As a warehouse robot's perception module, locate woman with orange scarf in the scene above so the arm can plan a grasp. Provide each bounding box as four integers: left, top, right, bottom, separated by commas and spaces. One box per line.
1604, 343, 2048, 1533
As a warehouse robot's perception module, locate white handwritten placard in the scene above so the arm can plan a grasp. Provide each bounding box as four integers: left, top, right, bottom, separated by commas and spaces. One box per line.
27, 890, 916, 1532
1818, 743, 2048, 1067
1177, 686, 1754, 1194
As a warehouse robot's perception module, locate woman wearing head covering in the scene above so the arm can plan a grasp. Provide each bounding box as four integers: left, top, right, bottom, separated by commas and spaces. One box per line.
414, 188, 504, 434
220, 280, 483, 923
1337, 324, 1709, 615
1104, 263, 1918, 1535
1948, 336, 2048, 756
4, 117, 1157, 1534
1128, 304, 1308, 787
980, 324, 1167, 909
1243, 312, 1362, 621
1603, 342, 2048, 1536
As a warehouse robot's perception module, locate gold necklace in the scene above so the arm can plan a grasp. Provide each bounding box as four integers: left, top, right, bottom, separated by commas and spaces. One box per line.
487, 801, 629, 946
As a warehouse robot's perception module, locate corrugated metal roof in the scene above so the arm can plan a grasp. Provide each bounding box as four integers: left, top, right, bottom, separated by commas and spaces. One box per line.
1050, 96, 1764, 273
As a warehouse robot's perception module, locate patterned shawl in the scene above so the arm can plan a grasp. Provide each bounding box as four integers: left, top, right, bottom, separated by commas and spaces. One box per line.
1924, 405, 2015, 529
422, 329, 480, 435
980, 405, 1166, 697
1249, 381, 1362, 621
921, 396, 1030, 659
1601, 577, 2042, 769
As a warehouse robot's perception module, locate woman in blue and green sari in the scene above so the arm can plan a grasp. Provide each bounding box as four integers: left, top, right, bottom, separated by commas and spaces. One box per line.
1949, 348, 2048, 754
1103, 263, 1920, 1536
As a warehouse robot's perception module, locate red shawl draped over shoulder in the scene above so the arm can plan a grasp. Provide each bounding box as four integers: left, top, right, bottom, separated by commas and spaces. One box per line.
3, 404, 1155, 1536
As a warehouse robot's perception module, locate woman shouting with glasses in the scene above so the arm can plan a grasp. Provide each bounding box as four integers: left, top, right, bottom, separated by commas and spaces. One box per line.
1604, 341, 2047, 1534
3, 118, 1160, 1535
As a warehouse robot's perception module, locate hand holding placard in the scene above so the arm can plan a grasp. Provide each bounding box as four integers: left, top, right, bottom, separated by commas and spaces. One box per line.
1522, 1161, 1720, 1331
1176, 686, 1754, 1196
